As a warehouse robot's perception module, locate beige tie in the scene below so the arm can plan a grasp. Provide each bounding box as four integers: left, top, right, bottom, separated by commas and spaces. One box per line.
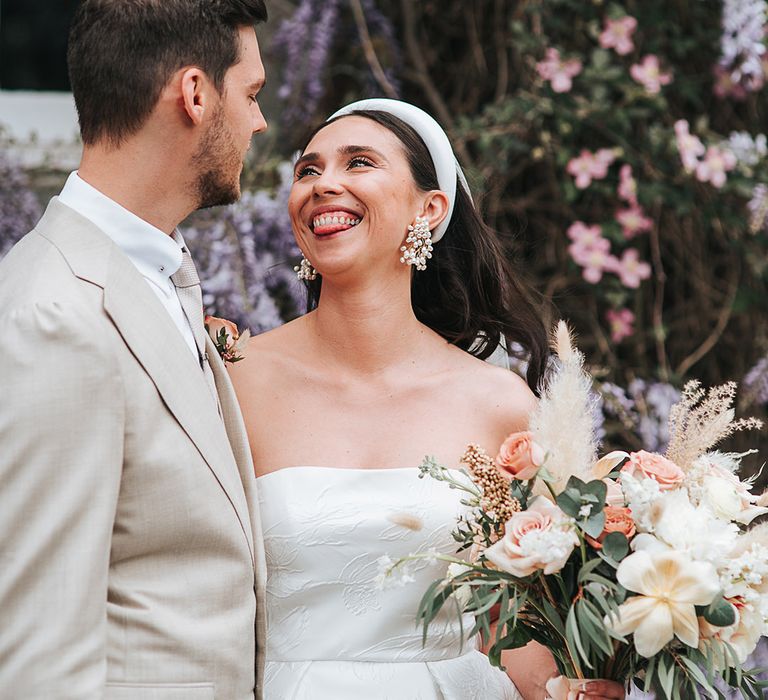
171, 248, 219, 407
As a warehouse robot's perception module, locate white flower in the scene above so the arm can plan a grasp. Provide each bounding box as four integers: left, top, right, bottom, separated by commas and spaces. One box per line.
374, 555, 415, 590
651, 489, 739, 567
446, 562, 473, 609
605, 550, 720, 657
619, 471, 661, 531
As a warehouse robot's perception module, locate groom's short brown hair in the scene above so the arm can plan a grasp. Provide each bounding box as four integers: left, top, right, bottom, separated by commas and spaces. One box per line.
68, 0, 268, 146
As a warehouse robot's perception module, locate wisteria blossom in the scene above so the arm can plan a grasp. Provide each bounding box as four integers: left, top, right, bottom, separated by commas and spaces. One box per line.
719, 0, 768, 90
536, 47, 582, 93
599, 16, 638, 56
748, 183, 768, 233
611, 248, 652, 288
725, 131, 768, 167
618, 164, 638, 205
616, 204, 653, 238
630, 55, 673, 94
606, 308, 635, 343
695, 145, 738, 188
744, 354, 768, 405
674, 120, 706, 172
0, 151, 41, 259
566, 148, 615, 188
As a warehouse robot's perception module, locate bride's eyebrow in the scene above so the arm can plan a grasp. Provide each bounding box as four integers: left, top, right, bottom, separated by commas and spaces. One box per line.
338, 145, 388, 162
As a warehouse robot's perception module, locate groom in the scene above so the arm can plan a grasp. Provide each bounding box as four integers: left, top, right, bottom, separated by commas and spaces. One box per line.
0, 1, 268, 698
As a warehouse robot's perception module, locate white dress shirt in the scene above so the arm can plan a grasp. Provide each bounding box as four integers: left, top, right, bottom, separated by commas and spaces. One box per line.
58, 171, 198, 358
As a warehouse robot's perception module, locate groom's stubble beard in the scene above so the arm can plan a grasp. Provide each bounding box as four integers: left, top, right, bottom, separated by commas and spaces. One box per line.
192, 102, 244, 210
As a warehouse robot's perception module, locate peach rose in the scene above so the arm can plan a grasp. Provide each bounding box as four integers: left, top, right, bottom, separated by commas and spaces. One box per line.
484, 497, 578, 577
586, 505, 636, 549
622, 450, 684, 490
495, 431, 545, 481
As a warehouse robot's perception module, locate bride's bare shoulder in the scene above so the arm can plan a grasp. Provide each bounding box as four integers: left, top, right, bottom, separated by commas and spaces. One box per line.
451, 350, 539, 432
228, 315, 311, 386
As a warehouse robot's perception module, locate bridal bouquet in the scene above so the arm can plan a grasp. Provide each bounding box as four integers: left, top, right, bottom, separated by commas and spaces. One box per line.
382, 323, 768, 699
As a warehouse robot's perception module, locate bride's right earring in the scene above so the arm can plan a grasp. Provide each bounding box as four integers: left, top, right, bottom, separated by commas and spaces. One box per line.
294, 254, 317, 281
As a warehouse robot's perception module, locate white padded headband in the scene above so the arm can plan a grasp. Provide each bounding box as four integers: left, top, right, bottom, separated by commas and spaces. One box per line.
327, 98, 471, 243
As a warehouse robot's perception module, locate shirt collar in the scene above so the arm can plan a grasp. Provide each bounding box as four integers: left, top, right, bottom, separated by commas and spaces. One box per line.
58, 171, 183, 285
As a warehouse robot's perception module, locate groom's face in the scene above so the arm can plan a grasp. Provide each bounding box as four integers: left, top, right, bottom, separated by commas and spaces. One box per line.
193, 26, 267, 209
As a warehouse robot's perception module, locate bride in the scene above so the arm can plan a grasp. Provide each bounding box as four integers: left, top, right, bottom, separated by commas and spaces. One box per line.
231, 99, 624, 699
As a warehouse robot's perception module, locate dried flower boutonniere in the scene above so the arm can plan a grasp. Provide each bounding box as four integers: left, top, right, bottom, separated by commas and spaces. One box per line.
204, 315, 250, 365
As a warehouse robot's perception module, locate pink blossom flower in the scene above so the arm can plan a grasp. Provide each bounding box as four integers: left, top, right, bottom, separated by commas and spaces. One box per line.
674, 120, 705, 172
618, 164, 638, 205
616, 204, 653, 239
713, 65, 749, 100
566, 148, 616, 188
578, 244, 615, 284
567, 221, 603, 248
695, 146, 737, 188
599, 16, 638, 56
612, 248, 651, 289
606, 308, 636, 343
536, 48, 583, 93
630, 55, 673, 94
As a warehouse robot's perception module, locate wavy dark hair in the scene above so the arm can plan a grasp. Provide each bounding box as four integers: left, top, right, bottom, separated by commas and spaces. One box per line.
300, 110, 550, 392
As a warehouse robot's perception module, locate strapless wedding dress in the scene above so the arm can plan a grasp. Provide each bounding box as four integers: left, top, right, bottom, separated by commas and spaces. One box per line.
258, 467, 521, 699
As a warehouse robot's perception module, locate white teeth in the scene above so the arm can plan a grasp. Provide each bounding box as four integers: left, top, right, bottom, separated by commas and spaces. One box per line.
312, 214, 361, 229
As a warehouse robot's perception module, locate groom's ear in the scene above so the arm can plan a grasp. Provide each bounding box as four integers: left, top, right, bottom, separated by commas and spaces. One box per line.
179, 67, 211, 126
421, 190, 450, 233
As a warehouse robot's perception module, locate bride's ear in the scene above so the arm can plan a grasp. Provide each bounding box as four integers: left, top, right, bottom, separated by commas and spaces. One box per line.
420, 190, 450, 233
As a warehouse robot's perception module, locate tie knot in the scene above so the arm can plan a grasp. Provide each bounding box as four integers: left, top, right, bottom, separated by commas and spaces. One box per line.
171, 249, 200, 289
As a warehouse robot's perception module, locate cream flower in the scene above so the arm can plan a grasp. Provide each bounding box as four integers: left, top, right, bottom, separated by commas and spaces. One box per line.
605, 550, 720, 657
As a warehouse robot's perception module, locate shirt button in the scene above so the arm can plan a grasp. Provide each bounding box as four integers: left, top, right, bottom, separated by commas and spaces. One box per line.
160, 265, 165, 272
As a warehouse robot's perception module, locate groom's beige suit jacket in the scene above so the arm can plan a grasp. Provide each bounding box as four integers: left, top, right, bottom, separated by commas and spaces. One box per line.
0, 199, 267, 700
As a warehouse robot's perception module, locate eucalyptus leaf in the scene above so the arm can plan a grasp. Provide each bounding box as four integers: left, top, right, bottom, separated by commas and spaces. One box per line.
582, 511, 606, 538
702, 596, 736, 627
601, 532, 629, 561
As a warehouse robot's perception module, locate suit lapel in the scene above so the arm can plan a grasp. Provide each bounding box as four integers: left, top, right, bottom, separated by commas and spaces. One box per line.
207, 344, 267, 579
39, 199, 255, 562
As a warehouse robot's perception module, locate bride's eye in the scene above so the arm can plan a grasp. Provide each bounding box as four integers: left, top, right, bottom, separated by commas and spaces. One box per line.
348, 156, 374, 169
295, 165, 320, 180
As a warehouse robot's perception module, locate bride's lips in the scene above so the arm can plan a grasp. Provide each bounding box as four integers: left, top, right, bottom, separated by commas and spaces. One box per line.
309, 206, 362, 236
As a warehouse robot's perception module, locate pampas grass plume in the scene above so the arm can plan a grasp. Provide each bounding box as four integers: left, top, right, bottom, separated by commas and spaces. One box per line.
529, 321, 598, 494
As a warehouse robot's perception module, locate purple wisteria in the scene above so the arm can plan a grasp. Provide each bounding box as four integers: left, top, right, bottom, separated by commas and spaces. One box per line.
0, 150, 42, 259
744, 354, 768, 405
183, 161, 304, 334
719, 0, 768, 91
271, 0, 400, 128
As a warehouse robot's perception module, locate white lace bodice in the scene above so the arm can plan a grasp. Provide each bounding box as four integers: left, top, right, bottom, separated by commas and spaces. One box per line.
258, 467, 520, 699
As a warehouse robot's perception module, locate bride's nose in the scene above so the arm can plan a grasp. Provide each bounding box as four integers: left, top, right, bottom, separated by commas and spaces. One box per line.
312, 167, 344, 196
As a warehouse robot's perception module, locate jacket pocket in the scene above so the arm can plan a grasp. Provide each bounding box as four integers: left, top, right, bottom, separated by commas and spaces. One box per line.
105, 682, 215, 700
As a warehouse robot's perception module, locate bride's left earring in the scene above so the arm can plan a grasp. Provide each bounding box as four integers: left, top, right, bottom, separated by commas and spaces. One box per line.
399, 215, 433, 271
294, 254, 317, 281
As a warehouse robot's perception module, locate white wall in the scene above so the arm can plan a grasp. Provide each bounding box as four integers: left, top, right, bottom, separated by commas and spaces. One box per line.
0, 90, 81, 170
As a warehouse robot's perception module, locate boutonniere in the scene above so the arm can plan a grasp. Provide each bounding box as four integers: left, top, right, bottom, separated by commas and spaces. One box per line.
205, 315, 250, 365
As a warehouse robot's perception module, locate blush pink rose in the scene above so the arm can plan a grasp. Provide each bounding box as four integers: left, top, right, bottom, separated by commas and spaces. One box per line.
495, 431, 545, 481
622, 450, 684, 490
484, 497, 578, 577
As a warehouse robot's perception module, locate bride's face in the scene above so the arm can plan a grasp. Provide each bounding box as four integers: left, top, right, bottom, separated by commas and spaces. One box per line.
288, 116, 425, 280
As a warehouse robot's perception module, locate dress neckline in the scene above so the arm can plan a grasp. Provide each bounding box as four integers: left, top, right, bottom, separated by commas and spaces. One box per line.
256, 465, 422, 481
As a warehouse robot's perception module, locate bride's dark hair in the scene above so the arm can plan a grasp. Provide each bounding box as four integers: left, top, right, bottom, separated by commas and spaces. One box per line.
300, 110, 550, 392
